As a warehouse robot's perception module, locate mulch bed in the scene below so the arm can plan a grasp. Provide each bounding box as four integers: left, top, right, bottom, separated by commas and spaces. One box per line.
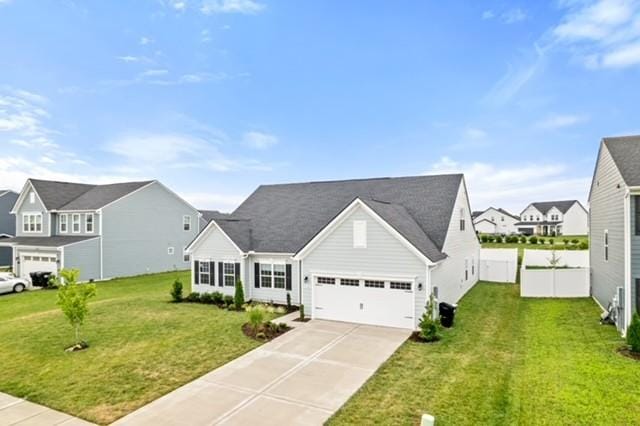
292, 317, 311, 323
409, 331, 440, 344
242, 323, 291, 341
618, 347, 640, 361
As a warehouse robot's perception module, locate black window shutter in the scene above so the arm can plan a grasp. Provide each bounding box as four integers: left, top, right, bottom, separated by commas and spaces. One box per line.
209, 261, 215, 286
636, 197, 640, 235
235, 262, 241, 285
218, 262, 224, 287
194, 260, 200, 285
285, 264, 292, 290
254, 262, 260, 288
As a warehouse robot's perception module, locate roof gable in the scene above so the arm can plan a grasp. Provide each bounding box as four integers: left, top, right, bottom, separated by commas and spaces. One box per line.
602, 135, 640, 187
526, 200, 579, 215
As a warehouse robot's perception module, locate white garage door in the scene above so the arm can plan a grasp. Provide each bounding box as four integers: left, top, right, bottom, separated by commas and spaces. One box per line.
313, 276, 414, 329
20, 253, 58, 281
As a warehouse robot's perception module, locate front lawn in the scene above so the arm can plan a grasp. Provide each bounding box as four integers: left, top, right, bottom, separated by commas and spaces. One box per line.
0, 271, 274, 425
330, 282, 640, 425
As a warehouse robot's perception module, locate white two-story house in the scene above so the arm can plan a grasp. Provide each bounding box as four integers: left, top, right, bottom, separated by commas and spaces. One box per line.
0, 179, 200, 282
515, 200, 588, 236
472, 207, 520, 234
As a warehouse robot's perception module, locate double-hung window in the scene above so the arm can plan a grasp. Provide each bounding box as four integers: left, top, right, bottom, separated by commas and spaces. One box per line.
59, 214, 68, 233
199, 262, 210, 285
183, 215, 191, 231
85, 213, 94, 233
459, 208, 466, 231
273, 264, 285, 289
258, 263, 286, 288
22, 213, 42, 233
72, 214, 81, 233
224, 262, 236, 287
183, 247, 190, 262
260, 263, 273, 288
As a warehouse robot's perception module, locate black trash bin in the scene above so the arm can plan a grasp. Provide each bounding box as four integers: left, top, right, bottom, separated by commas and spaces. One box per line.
439, 302, 457, 328
30, 271, 53, 288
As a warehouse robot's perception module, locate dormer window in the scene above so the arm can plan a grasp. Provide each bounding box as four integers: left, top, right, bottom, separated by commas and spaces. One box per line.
460, 208, 466, 231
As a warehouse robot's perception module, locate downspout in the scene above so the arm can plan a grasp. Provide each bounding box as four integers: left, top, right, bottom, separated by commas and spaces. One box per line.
624, 189, 632, 334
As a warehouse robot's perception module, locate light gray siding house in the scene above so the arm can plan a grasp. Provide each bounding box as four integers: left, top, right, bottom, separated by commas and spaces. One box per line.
590, 135, 640, 334
0, 179, 200, 282
0, 190, 19, 267
187, 174, 480, 330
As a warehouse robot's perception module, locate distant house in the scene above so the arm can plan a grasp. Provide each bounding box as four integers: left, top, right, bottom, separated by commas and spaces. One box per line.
590, 135, 640, 333
515, 200, 588, 236
472, 207, 520, 234
187, 174, 480, 330
0, 179, 200, 282
0, 190, 19, 267
199, 210, 231, 230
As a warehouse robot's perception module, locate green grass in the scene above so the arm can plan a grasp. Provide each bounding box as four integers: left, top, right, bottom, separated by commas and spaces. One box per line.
0, 271, 275, 425
329, 283, 640, 425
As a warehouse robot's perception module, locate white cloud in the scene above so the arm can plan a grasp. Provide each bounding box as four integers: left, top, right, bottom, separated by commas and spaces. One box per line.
39, 156, 56, 165
139, 36, 154, 45
502, 8, 527, 24
425, 157, 590, 212
139, 69, 169, 77
116, 55, 152, 63
552, 0, 640, 69
168, 0, 187, 11
536, 114, 588, 129
200, 0, 265, 15
104, 132, 272, 173
0, 87, 59, 150
484, 51, 545, 105
243, 131, 278, 149
482, 10, 495, 20
201, 29, 212, 43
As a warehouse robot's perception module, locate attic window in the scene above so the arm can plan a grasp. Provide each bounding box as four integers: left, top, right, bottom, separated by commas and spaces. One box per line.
29, 192, 35, 204
353, 220, 367, 248
460, 208, 466, 231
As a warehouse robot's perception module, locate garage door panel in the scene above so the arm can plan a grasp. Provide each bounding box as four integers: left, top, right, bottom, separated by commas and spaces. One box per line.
20, 253, 58, 281
313, 276, 414, 329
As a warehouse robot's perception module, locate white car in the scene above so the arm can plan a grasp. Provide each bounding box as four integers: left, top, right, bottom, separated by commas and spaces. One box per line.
0, 273, 28, 295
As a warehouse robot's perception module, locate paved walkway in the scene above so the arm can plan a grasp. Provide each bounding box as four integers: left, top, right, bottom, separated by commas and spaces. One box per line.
0, 392, 94, 426
114, 318, 410, 425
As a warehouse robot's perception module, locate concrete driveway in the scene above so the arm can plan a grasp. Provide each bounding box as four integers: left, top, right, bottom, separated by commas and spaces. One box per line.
115, 320, 410, 425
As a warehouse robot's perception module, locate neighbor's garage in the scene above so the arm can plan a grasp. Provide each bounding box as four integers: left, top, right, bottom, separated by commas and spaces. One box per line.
312, 275, 414, 329
19, 252, 58, 281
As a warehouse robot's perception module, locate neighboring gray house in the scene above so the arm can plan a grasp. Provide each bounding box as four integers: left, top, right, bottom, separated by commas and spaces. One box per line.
590, 135, 640, 334
199, 210, 230, 230
0, 190, 19, 267
187, 174, 480, 330
0, 179, 200, 282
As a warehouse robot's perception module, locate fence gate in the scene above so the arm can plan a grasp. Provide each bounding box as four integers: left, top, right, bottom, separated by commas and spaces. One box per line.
479, 249, 518, 283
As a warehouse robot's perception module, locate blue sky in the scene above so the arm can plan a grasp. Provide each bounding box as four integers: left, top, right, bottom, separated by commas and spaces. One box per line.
1, 0, 639, 213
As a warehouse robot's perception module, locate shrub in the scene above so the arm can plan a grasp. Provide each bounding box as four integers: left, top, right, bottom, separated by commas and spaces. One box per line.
549, 238, 555, 245
571, 239, 580, 244
563, 239, 570, 245
170, 280, 183, 303
418, 293, 441, 342
247, 305, 265, 332
520, 236, 527, 244
223, 295, 234, 306
212, 291, 224, 305
200, 292, 213, 304
487, 235, 495, 243
579, 241, 589, 250
286, 292, 292, 312
494, 236, 503, 243
234, 280, 245, 310
529, 236, 538, 244
185, 292, 200, 303
539, 238, 545, 245
300, 304, 305, 320
480, 235, 489, 243
628, 314, 640, 353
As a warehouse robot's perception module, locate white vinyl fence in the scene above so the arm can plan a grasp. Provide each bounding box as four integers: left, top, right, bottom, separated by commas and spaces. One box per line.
520, 249, 589, 298
479, 248, 518, 283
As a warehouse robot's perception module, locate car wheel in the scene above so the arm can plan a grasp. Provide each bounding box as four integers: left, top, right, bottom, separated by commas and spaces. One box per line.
13, 283, 25, 293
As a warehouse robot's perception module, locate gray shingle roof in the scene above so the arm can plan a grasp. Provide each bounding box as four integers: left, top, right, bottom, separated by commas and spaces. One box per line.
603, 135, 640, 186
29, 179, 153, 211
217, 174, 463, 261
530, 200, 581, 215
0, 236, 98, 247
